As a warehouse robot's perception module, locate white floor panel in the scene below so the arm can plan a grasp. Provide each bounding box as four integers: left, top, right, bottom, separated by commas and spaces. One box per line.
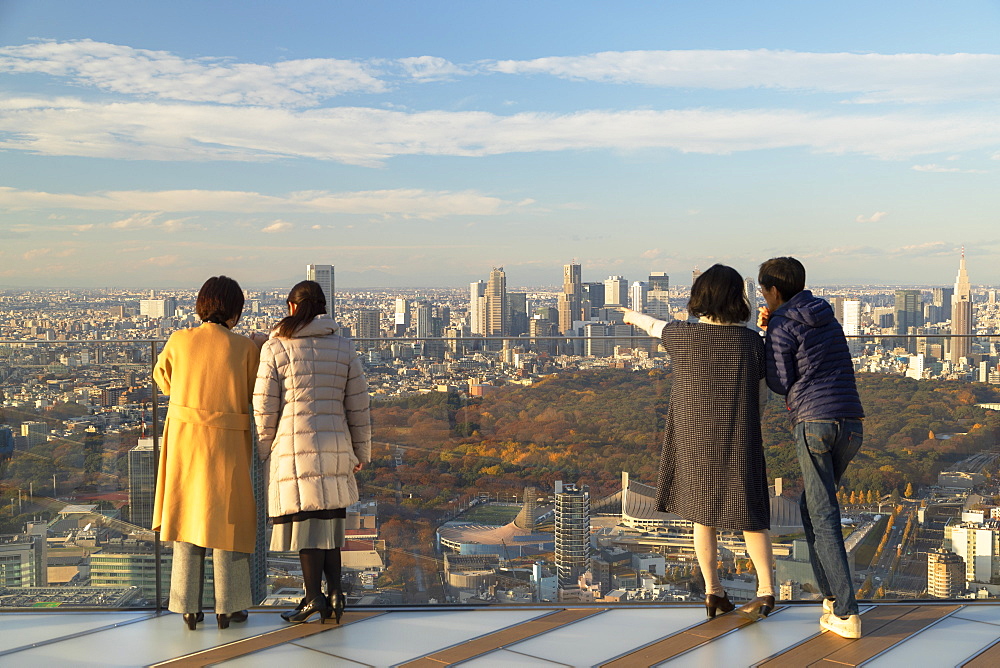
497, 607, 700, 666
0, 612, 285, 667
0, 611, 145, 655
459, 648, 574, 667
864, 616, 1000, 667
219, 641, 374, 667
290, 608, 553, 666
655, 604, 826, 667
952, 604, 1000, 626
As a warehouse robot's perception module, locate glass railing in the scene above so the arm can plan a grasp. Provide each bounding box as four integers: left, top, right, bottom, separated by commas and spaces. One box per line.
1, 333, 999, 609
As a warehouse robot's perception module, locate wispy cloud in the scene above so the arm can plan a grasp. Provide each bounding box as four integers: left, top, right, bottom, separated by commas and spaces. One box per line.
911, 163, 988, 173
855, 211, 888, 223
261, 220, 293, 233
491, 50, 1000, 103
396, 56, 466, 81
2, 98, 999, 165
0, 186, 525, 219
0, 39, 386, 107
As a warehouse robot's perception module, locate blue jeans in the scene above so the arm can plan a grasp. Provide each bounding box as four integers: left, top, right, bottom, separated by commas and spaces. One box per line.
794, 418, 864, 617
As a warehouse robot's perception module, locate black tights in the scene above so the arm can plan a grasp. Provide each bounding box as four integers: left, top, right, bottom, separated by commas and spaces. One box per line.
299, 548, 342, 602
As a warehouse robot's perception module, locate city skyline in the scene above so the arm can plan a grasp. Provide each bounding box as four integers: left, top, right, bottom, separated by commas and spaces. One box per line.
2, 2, 1000, 288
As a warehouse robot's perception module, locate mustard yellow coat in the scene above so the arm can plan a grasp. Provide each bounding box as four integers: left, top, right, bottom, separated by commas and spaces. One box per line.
152, 323, 260, 554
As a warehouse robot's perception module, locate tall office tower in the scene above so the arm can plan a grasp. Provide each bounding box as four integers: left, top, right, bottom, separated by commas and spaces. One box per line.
582, 282, 605, 315
947, 521, 999, 582
951, 250, 973, 363
647, 272, 670, 319
508, 292, 528, 336
604, 276, 628, 307
139, 297, 177, 318
894, 289, 923, 352
560, 262, 583, 333
842, 299, 863, 355
127, 439, 157, 529
356, 309, 381, 349
0, 426, 13, 461
927, 548, 965, 598
486, 267, 508, 336
529, 317, 557, 354
306, 264, 335, 316
628, 281, 648, 312
583, 323, 609, 357
554, 481, 591, 588
21, 422, 48, 448
828, 296, 845, 324
414, 303, 433, 338
394, 298, 410, 335
930, 287, 954, 323
469, 281, 487, 335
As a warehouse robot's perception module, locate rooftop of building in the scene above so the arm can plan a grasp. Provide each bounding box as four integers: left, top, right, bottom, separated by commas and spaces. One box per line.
3, 600, 999, 666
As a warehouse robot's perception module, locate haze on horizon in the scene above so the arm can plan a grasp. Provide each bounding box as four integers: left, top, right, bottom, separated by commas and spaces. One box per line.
1, 1, 1000, 289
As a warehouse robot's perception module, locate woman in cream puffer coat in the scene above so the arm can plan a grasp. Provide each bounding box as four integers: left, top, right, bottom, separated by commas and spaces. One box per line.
253, 280, 371, 624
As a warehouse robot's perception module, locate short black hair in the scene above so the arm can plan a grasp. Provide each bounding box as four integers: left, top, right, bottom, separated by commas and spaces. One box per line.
688, 264, 750, 323
195, 276, 245, 325
758, 257, 806, 302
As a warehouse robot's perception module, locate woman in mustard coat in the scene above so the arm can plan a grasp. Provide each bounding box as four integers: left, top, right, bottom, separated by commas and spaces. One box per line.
153, 276, 261, 630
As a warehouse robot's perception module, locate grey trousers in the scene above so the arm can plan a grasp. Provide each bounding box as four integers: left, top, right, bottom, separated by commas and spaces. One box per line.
169, 541, 252, 614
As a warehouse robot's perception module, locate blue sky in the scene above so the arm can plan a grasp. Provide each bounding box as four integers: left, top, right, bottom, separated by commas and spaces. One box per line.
1, 1, 999, 289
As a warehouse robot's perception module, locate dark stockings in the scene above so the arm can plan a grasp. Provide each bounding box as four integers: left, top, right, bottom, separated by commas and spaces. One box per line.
299, 548, 343, 602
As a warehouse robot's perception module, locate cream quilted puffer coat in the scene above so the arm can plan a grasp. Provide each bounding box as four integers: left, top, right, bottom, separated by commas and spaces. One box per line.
253, 316, 371, 517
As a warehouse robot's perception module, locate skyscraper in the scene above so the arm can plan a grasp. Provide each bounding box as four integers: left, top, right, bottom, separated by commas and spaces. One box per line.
842, 299, 863, 355
306, 264, 335, 316
469, 280, 486, 335
951, 249, 973, 364
927, 548, 965, 598
414, 303, 433, 338
554, 481, 590, 588
894, 289, 922, 352
356, 309, 381, 348
928, 287, 954, 324
647, 272, 670, 319
508, 292, 528, 336
560, 262, 583, 333
603, 276, 628, 308
628, 281, 647, 312
128, 438, 156, 530
486, 267, 508, 336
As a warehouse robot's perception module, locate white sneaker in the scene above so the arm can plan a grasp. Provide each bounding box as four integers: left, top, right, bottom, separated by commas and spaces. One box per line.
822, 598, 834, 614
820, 612, 862, 639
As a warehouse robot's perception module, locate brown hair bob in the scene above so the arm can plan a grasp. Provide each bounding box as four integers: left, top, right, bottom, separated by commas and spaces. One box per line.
687, 264, 751, 324
195, 276, 245, 326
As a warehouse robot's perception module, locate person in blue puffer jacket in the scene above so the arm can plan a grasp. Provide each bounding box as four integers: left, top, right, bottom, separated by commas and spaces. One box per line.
757, 256, 865, 640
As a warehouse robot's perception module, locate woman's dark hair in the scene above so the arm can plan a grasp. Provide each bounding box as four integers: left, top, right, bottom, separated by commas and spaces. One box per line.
195, 276, 245, 326
274, 280, 328, 338
758, 256, 806, 302
688, 264, 751, 323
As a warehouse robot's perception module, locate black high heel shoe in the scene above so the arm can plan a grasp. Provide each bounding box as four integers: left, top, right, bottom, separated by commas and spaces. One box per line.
281, 598, 307, 622
705, 592, 735, 619
216, 610, 248, 629
285, 595, 332, 624
328, 590, 345, 624
737, 595, 775, 621
182, 611, 205, 630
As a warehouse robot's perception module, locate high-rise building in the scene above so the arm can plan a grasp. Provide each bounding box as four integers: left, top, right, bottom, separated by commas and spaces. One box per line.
139, 297, 177, 318
951, 249, 973, 364
554, 481, 590, 588
947, 521, 1000, 583
394, 298, 410, 335
628, 281, 647, 313
927, 548, 965, 598
128, 439, 157, 530
20, 422, 48, 448
842, 299, 863, 355
414, 303, 433, 338
894, 289, 923, 352
508, 293, 528, 336
930, 287, 954, 323
603, 276, 628, 308
0, 533, 46, 587
306, 264, 335, 316
469, 281, 486, 335
582, 282, 605, 316
560, 262, 583, 333
0, 426, 13, 461
646, 272, 670, 319
356, 309, 381, 350
486, 267, 508, 336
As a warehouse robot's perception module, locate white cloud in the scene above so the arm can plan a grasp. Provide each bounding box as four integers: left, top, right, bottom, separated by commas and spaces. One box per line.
0, 39, 385, 107
491, 49, 1000, 103
261, 221, 293, 233
396, 56, 466, 81
855, 211, 888, 223
0, 186, 524, 220
2, 97, 999, 165
911, 163, 988, 173
640, 249, 662, 259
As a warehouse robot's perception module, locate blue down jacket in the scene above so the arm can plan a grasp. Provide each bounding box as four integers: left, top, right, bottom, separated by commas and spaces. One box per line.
764, 290, 864, 422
